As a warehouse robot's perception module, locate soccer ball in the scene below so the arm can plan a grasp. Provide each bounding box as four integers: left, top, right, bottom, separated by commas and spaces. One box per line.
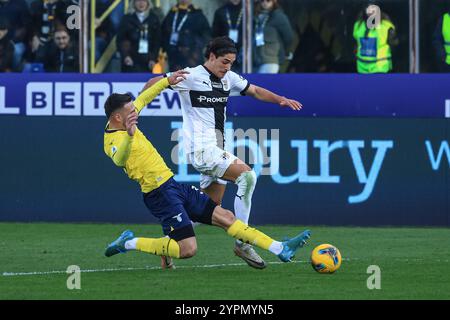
311, 244, 341, 273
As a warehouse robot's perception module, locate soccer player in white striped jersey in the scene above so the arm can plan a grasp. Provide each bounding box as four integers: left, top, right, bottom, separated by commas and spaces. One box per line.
147, 36, 302, 269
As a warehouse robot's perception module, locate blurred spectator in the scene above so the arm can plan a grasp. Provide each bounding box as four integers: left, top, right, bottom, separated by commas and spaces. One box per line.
99, 0, 125, 33
42, 28, 78, 72
55, 0, 79, 40
162, 0, 211, 71
117, 0, 161, 72
212, 0, 243, 72
286, 3, 332, 73
0, 19, 14, 72
94, 1, 116, 61
322, 3, 361, 73
289, 25, 330, 73
253, 0, 294, 74
0, 0, 31, 71
353, 3, 398, 74
432, 4, 450, 73
27, 0, 70, 63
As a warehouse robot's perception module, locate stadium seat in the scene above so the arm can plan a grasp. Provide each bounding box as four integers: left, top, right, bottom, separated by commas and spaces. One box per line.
22, 63, 45, 73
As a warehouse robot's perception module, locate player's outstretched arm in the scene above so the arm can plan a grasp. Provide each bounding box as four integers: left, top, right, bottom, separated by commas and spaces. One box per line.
141, 75, 164, 92
245, 84, 303, 111
133, 70, 189, 114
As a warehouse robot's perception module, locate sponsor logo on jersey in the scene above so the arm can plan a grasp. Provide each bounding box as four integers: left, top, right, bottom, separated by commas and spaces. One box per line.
189, 90, 230, 110
197, 96, 229, 104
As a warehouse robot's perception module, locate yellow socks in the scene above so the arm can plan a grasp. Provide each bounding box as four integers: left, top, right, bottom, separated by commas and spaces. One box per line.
129, 220, 280, 259
227, 220, 275, 251
135, 237, 180, 258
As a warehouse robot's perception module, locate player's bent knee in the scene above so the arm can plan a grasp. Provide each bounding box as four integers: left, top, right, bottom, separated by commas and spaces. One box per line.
178, 237, 197, 258
180, 249, 196, 259
236, 170, 257, 193
212, 207, 236, 229
242, 164, 252, 172
248, 170, 257, 186
219, 209, 236, 227
181, 246, 197, 258
223, 209, 236, 226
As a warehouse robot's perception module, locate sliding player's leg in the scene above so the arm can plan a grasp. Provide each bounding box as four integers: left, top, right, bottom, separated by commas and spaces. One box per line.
104, 221, 198, 260
105, 178, 200, 261
211, 206, 312, 263
183, 182, 311, 264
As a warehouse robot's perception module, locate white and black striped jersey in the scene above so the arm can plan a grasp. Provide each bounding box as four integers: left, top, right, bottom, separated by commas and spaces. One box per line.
167, 65, 250, 153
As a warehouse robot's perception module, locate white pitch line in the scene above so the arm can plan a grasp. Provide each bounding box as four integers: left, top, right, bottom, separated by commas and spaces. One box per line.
5, 257, 446, 278
1, 260, 309, 277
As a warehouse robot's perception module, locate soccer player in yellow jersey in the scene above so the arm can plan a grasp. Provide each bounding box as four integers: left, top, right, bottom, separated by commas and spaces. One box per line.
103, 70, 311, 266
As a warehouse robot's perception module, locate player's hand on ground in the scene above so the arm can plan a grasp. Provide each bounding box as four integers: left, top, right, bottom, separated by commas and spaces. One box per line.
167, 70, 189, 85
161, 256, 175, 269
126, 111, 138, 136
279, 97, 303, 111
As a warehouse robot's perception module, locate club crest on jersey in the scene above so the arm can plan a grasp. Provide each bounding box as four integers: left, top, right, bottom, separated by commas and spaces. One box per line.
211, 81, 223, 89
172, 213, 183, 222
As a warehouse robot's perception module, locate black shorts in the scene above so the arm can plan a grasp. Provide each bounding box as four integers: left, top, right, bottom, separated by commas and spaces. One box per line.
143, 178, 217, 241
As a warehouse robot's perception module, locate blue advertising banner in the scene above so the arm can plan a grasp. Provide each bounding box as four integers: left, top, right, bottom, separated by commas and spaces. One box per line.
0, 116, 448, 226
0, 73, 449, 118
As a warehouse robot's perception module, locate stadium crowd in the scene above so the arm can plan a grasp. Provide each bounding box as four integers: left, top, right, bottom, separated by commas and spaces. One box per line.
0, 0, 449, 73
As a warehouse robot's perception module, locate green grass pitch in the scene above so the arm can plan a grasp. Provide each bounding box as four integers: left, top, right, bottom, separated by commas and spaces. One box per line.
0, 223, 449, 300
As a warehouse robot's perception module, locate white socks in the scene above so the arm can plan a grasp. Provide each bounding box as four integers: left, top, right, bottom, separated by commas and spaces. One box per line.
124, 238, 137, 250
234, 171, 257, 225
268, 241, 284, 255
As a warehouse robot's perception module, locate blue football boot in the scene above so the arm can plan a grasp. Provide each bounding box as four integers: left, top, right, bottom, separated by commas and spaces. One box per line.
105, 230, 134, 257
278, 229, 311, 262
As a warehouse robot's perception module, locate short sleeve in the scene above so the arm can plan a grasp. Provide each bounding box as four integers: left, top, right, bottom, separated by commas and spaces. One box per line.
166, 67, 193, 91
228, 71, 250, 96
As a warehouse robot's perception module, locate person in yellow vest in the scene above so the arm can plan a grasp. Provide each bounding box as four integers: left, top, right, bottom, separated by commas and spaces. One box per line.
432, 5, 450, 72
353, 3, 398, 74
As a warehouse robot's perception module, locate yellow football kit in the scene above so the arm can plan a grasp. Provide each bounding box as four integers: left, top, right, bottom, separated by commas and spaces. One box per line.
103, 78, 173, 193
103, 77, 288, 262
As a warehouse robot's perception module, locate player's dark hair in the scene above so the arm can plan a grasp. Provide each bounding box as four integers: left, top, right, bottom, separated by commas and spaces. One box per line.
204, 36, 238, 59
104, 93, 132, 118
